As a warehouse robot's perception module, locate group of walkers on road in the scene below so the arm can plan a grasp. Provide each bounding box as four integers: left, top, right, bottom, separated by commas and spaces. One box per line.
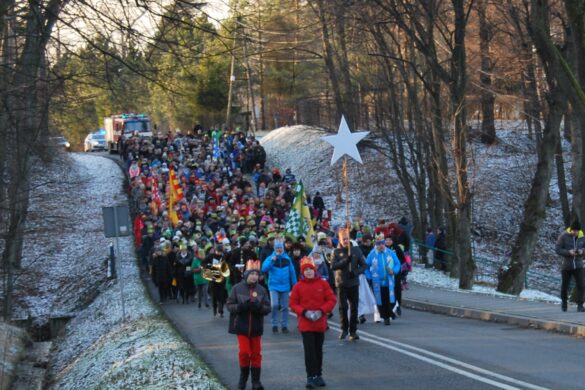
124, 127, 424, 389
122, 125, 585, 390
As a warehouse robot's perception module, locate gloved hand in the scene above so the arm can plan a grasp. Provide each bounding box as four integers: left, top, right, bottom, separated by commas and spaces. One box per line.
250, 300, 262, 312
238, 301, 251, 311
304, 310, 323, 321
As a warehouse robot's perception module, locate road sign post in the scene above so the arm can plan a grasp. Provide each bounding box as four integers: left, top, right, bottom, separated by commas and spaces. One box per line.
102, 205, 130, 322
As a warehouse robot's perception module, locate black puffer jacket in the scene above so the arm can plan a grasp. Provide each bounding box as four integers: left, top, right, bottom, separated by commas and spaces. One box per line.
331, 245, 366, 288
555, 229, 585, 271
226, 280, 271, 336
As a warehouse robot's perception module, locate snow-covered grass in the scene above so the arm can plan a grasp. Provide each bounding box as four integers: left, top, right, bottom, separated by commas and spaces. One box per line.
11, 153, 127, 323
408, 263, 562, 304
0, 322, 29, 390
12, 152, 223, 389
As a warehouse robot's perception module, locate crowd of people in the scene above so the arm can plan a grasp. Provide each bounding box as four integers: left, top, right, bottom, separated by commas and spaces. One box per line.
124, 128, 427, 389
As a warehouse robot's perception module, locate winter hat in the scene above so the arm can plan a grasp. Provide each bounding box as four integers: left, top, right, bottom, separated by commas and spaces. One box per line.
300, 256, 316, 273
274, 238, 284, 249
570, 220, 582, 231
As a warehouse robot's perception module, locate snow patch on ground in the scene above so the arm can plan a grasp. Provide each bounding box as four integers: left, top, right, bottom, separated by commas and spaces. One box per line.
12, 153, 127, 323
408, 264, 561, 304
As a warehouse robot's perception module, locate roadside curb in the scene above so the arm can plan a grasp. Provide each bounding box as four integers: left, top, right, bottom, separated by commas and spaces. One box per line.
403, 298, 585, 338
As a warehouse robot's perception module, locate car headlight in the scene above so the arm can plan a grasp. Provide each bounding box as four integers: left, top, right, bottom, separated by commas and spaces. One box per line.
65, 142, 70, 148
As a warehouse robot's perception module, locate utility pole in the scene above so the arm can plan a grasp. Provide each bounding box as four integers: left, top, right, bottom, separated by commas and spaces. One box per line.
225, 1, 239, 130
242, 28, 257, 134
257, 4, 266, 131
225, 47, 236, 129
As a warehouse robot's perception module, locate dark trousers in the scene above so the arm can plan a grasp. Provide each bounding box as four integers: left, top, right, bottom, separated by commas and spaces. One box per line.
210, 282, 226, 314
338, 285, 359, 333
393, 273, 402, 306
196, 284, 209, 307
158, 283, 171, 302
561, 268, 584, 305
378, 286, 392, 320
302, 332, 324, 377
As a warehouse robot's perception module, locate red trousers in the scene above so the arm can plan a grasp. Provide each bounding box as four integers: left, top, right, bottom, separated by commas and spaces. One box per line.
237, 335, 262, 368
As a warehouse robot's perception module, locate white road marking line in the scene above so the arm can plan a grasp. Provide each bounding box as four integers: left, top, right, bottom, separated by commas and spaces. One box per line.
327, 322, 548, 390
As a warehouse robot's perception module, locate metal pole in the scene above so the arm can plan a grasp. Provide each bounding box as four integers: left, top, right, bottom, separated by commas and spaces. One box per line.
113, 206, 126, 322
225, 3, 239, 129
343, 156, 351, 256
109, 243, 117, 279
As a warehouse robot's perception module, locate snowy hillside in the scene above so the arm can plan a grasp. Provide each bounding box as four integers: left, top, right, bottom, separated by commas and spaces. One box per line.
261, 122, 567, 275
6, 153, 223, 389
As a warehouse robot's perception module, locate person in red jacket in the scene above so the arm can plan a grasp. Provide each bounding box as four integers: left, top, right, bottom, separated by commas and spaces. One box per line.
290, 257, 337, 388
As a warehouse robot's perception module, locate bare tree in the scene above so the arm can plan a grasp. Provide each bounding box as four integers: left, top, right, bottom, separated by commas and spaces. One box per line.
477, 0, 497, 144
497, 0, 568, 293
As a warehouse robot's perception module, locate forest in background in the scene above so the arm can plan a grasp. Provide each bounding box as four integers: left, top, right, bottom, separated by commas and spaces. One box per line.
2, 1, 585, 321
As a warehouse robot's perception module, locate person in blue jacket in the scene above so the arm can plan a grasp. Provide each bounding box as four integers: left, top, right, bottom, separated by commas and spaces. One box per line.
366, 234, 401, 325
261, 238, 297, 333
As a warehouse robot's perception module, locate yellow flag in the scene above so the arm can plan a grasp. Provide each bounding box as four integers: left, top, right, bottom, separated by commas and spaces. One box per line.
168, 168, 183, 226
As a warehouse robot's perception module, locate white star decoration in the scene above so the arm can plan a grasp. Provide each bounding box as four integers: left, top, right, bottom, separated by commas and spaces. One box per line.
321, 115, 370, 166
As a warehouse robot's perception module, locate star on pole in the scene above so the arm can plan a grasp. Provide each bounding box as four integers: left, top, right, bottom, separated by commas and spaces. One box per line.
321, 115, 370, 165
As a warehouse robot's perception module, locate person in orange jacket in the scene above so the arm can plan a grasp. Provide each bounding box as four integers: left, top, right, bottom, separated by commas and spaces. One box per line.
290, 257, 337, 388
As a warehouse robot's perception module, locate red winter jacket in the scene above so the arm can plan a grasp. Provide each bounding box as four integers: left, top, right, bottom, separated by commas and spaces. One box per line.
290, 277, 337, 333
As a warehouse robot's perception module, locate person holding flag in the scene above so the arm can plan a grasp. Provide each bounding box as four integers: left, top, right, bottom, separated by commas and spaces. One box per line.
167, 167, 184, 226
284, 181, 315, 248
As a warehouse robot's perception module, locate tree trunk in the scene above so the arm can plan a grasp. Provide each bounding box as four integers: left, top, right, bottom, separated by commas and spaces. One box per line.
333, 4, 355, 129
497, 89, 564, 294
556, 118, 571, 226
526, 57, 543, 144
478, 0, 496, 144
1, 0, 63, 318
563, 0, 585, 224
311, 0, 345, 125
497, 0, 568, 294
450, 0, 474, 289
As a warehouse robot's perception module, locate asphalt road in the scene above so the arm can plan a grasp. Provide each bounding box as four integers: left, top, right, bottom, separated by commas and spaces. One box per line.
151, 281, 584, 390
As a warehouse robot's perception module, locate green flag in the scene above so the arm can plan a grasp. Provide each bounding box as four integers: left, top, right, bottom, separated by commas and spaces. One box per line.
285, 181, 314, 247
